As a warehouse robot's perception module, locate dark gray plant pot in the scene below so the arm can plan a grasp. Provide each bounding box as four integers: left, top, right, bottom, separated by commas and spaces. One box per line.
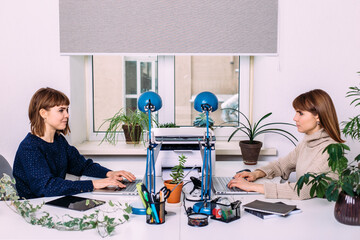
239, 140, 263, 165
334, 191, 360, 225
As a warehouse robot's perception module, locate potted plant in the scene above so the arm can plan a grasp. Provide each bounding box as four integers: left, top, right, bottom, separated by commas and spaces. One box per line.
295, 84, 360, 226
164, 154, 187, 203
193, 113, 214, 130
226, 109, 298, 165
99, 108, 155, 145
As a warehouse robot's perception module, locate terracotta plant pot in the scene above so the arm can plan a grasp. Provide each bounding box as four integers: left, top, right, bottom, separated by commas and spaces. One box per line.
239, 140, 263, 165
164, 180, 183, 204
334, 191, 360, 225
122, 124, 142, 144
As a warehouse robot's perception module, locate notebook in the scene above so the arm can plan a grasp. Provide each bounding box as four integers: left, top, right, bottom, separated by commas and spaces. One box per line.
243, 200, 297, 216
245, 206, 302, 219
212, 176, 260, 195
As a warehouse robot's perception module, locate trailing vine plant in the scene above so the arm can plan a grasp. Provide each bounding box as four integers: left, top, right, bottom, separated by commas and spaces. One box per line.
0, 174, 131, 238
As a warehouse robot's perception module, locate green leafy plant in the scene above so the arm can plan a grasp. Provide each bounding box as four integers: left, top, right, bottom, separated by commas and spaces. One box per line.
193, 113, 214, 130
99, 108, 157, 145
342, 85, 360, 140
159, 122, 179, 128
295, 144, 360, 201
0, 174, 131, 238
225, 109, 298, 145
295, 84, 360, 201
170, 154, 187, 184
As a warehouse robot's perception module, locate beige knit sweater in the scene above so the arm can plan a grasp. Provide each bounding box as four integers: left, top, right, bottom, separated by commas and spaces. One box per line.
257, 129, 336, 200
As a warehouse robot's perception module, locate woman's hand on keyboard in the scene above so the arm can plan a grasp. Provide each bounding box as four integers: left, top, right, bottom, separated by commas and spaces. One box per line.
233, 170, 265, 182
92, 178, 126, 190
227, 177, 264, 194
233, 171, 257, 181
106, 170, 136, 182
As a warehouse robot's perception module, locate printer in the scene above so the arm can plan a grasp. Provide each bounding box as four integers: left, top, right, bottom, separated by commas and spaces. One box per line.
153, 127, 216, 181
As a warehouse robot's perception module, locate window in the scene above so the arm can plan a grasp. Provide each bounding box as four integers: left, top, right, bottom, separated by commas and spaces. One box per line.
89, 55, 250, 141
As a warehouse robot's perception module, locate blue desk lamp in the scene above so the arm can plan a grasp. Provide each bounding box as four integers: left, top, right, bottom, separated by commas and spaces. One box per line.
192, 91, 218, 215
138, 91, 162, 194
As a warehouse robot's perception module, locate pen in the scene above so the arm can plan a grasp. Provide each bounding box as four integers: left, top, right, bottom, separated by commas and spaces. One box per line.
143, 191, 155, 219
149, 194, 160, 223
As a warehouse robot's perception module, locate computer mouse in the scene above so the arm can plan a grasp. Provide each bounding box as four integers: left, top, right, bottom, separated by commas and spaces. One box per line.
236, 169, 251, 174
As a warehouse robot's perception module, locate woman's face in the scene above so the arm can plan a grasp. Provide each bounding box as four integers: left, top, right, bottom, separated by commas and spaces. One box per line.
293, 109, 321, 135
41, 105, 69, 132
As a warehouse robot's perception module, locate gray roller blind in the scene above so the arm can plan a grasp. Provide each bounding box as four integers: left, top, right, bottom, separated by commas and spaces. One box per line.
59, 0, 278, 55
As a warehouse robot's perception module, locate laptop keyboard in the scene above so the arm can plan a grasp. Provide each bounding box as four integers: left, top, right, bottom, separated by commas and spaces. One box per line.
114, 179, 142, 192
212, 177, 248, 194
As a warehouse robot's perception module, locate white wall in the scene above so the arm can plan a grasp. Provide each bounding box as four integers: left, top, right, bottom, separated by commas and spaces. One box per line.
1, 0, 360, 166
0, 1, 70, 162
256, 0, 360, 162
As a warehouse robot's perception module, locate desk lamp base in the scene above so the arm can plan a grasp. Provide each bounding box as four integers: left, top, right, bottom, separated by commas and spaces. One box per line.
193, 201, 212, 215
130, 200, 146, 215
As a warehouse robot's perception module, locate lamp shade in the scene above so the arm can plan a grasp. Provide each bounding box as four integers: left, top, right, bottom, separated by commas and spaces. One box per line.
194, 92, 218, 112
138, 91, 162, 113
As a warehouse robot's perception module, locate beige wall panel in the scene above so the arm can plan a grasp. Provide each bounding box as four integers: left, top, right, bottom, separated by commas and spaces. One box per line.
191, 56, 238, 94
93, 56, 124, 131
175, 56, 192, 125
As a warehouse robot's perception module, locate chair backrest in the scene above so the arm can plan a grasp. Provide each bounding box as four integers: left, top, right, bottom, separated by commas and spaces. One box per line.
0, 154, 13, 179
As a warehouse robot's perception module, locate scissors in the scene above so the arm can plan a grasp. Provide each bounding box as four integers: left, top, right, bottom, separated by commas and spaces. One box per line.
154, 186, 171, 202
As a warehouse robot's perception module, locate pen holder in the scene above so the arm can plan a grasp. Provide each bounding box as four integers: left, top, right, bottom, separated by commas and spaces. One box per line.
210, 197, 241, 223
146, 200, 166, 224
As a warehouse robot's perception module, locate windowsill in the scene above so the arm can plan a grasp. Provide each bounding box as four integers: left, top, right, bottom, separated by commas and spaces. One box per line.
75, 141, 277, 156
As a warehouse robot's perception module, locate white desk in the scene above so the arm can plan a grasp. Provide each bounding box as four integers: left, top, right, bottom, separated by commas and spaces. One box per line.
1, 162, 359, 240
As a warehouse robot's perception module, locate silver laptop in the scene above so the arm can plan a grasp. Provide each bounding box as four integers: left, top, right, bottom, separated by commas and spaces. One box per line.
80, 175, 142, 195
212, 177, 260, 195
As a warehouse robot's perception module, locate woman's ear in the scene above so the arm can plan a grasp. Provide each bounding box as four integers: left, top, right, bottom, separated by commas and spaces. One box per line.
315, 114, 320, 124
39, 109, 47, 119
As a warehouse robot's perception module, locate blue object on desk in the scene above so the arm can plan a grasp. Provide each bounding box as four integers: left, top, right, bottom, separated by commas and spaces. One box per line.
192, 91, 218, 215
130, 201, 146, 215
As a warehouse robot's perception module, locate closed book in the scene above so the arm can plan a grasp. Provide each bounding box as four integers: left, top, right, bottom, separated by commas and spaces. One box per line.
243, 200, 297, 216
245, 207, 302, 219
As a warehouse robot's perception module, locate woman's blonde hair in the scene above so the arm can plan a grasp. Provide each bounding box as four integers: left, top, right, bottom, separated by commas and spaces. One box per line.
292, 89, 344, 143
28, 87, 70, 136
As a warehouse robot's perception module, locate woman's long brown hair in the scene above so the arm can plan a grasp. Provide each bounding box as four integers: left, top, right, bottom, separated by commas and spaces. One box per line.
292, 89, 344, 143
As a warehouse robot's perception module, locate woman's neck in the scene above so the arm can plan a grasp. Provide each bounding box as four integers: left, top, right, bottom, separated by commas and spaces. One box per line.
39, 129, 56, 143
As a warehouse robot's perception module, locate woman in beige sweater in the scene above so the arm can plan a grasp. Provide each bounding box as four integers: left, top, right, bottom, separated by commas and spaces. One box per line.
227, 89, 344, 200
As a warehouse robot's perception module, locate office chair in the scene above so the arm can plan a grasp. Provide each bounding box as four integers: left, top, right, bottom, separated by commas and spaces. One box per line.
0, 154, 13, 179
0, 154, 17, 200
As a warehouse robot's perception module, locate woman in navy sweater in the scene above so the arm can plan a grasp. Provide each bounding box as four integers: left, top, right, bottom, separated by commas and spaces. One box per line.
13, 87, 135, 199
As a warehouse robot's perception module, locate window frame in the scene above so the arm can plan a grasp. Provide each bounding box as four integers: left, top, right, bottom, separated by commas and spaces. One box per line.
86, 55, 251, 142
123, 56, 158, 112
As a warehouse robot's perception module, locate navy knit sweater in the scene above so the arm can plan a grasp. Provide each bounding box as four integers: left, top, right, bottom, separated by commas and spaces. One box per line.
13, 133, 110, 199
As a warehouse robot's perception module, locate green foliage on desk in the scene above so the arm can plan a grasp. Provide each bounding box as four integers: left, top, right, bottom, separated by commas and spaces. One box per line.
0, 174, 131, 238
295, 143, 360, 201
170, 154, 187, 184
